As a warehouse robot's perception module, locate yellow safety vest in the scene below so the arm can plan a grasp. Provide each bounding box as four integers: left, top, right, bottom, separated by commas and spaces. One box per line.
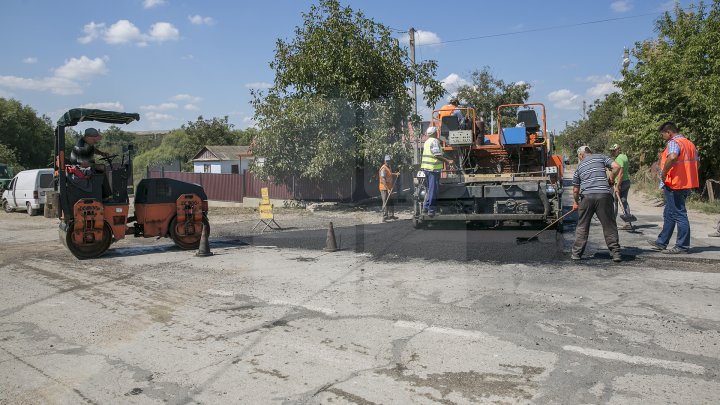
421, 138, 443, 171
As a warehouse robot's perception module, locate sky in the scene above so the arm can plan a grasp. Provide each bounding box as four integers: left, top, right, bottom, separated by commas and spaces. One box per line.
0, 0, 694, 134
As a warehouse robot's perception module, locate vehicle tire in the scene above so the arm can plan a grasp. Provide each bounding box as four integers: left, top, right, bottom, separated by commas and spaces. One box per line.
170, 215, 208, 250
26, 202, 38, 216
63, 222, 113, 260
2, 199, 13, 213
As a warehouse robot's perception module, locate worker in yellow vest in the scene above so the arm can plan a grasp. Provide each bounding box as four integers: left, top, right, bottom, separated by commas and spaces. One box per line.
420, 126, 454, 217
649, 121, 700, 254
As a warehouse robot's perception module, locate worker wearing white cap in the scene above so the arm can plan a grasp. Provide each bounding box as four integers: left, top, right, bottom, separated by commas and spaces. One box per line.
420, 126, 454, 217
379, 154, 399, 221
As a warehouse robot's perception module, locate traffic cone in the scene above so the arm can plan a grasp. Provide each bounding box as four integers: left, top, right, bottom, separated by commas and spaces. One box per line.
324, 222, 337, 252
196, 221, 213, 257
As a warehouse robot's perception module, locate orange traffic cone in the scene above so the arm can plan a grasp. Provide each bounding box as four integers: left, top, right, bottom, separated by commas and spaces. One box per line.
196, 221, 213, 257
324, 222, 337, 252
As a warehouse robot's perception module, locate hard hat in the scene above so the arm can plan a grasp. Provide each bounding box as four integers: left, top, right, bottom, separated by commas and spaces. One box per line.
426, 126, 437, 136
384, 155, 392, 161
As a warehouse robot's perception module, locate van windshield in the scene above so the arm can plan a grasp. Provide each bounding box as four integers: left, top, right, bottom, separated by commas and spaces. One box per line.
39, 173, 54, 188
0, 166, 9, 178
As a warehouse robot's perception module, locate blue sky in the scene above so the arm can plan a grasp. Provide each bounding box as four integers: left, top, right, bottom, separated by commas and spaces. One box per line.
0, 0, 691, 134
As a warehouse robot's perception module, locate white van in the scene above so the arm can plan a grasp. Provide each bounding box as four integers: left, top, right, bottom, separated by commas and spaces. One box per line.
2, 168, 54, 216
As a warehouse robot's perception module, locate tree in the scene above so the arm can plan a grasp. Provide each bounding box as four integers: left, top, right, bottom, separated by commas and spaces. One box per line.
97, 125, 135, 157
455, 67, 531, 130
251, 0, 444, 184
132, 129, 189, 180
616, 1, 720, 180
0, 143, 24, 173
557, 93, 624, 162
0, 98, 54, 168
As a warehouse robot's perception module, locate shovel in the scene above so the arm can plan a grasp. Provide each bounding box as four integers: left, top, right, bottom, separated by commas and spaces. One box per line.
516, 209, 576, 244
615, 189, 637, 224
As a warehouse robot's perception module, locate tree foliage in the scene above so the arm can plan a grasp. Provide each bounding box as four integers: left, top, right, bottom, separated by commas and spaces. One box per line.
455, 67, 531, 129
558, 93, 624, 162
251, 0, 444, 182
0, 98, 54, 169
616, 0, 720, 180
0, 143, 23, 173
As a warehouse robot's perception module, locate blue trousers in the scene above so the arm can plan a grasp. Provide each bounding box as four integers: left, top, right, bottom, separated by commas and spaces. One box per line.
423, 170, 440, 213
656, 187, 691, 249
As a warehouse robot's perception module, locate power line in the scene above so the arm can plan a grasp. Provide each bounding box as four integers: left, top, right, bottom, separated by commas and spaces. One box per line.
417, 11, 663, 47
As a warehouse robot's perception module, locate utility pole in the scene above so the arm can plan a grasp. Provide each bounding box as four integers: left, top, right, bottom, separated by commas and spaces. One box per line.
409, 27, 419, 165
622, 47, 629, 117
582, 100, 587, 120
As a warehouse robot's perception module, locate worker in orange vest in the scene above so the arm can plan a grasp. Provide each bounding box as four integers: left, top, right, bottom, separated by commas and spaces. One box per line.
437, 99, 464, 127
379, 155, 399, 221
648, 121, 699, 254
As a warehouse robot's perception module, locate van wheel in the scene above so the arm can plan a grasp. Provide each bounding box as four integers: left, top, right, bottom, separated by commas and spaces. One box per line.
26, 202, 38, 216
3, 200, 13, 213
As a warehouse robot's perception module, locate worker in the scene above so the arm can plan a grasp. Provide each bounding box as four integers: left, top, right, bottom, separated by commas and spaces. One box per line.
69, 128, 112, 199
438, 99, 464, 127
379, 155, 399, 222
648, 122, 699, 254
572, 145, 623, 262
420, 126, 454, 217
609, 143, 636, 229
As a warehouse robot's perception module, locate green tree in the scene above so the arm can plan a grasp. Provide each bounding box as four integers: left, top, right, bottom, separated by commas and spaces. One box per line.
616, 1, 720, 180
132, 129, 189, 180
97, 125, 135, 157
0, 143, 24, 173
558, 93, 624, 162
455, 67, 531, 130
251, 0, 444, 184
0, 98, 54, 168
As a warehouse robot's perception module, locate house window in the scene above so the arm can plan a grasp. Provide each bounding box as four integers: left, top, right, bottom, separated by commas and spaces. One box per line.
231, 164, 239, 174
203, 164, 211, 173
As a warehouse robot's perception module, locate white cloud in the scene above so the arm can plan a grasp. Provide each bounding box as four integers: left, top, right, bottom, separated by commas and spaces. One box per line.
579, 74, 615, 84
79, 20, 179, 46
104, 20, 144, 44
440, 73, 469, 96
515, 80, 527, 87
548, 89, 581, 110
145, 111, 174, 121
611, 0, 632, 13
143, 0, 166, 9
189, 15, 215, 25
405, 30, 441, 46
0, 75, 82, 95
181, 54, 195, 60
587, 81, 619, 99
245, 82, 272, 89
80, 102, 125, 110
140, 102, 178, 110
148, 22, 180, 42
172, 94, 202, 102
184, 104, 199, 111
54, 56, 108, 81
78, 22, 105, 44
23, 57, 37, 64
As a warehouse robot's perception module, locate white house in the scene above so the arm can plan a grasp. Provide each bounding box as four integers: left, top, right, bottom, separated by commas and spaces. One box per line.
191, 145, 253, 174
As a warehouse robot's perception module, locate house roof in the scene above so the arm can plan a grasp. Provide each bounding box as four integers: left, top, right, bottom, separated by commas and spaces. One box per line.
192, 145, 252, 161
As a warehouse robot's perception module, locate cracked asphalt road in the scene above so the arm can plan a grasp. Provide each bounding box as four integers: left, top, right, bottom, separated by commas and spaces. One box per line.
1, 188, 719, 404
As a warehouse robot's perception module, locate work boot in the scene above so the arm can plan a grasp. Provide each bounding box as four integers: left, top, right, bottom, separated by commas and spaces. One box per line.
708, 231, 720, 237
662, 246, 689, 254
612, 251, 622, 262
647, 240, 665, 251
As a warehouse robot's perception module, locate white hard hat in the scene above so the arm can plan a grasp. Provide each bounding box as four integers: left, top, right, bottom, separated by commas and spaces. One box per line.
426, 126, 437, 135
384, 155, 392, 161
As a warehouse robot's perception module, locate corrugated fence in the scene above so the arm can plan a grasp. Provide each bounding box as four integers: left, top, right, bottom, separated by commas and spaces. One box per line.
147, 171, 387, 203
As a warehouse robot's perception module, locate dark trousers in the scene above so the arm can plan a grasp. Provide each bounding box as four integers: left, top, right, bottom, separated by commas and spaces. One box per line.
573, 193, 620, 257
656, 187, 690, 249
614, 180, 632, 220
381, 190, 394, 217
423, 170, 440, 213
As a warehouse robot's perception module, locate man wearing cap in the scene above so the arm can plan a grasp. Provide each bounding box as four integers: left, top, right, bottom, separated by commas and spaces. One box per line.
438, 99, 464, 127
379, 155, 399, 221
420, 126, 454, 217
572, 145, 623, 262
609, 143, 636, 230
70, 128, 109, 167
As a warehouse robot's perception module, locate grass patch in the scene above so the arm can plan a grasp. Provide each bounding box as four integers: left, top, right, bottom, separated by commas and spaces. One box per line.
632, 170, 720, 214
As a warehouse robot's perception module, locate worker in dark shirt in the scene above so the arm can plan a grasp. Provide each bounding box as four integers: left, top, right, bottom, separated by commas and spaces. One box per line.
70, 128, 109, 166
70, 128, 112, 199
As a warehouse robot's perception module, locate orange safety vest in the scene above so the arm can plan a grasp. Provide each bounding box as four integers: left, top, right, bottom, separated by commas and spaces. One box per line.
660, 136, 699, 189
378, 164, 394, 191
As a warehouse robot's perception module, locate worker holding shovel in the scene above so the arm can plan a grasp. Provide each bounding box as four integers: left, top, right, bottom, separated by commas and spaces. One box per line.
379, 155, 399, 222
609, 144, 637, 230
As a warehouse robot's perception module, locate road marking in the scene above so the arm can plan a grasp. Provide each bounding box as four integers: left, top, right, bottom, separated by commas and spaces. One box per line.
563, 345, 705, 375
393, 320, 486, 340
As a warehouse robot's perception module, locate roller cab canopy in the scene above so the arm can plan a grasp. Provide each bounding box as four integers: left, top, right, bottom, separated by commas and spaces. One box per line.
57, 108, 140, 127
